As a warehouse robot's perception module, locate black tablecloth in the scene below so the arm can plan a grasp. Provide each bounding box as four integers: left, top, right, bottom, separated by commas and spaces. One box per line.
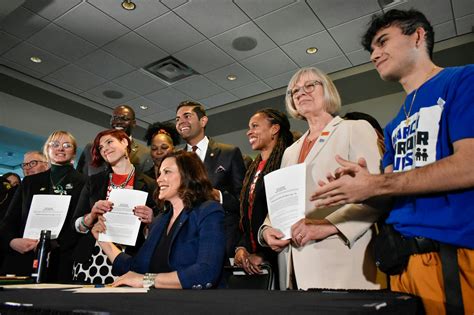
0, 288, 422, 314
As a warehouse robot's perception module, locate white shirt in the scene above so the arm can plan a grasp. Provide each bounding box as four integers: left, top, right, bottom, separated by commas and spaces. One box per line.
187, 136, 209, 162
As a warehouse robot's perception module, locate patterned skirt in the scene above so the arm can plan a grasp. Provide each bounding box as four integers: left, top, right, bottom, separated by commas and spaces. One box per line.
72, 241, 116, 284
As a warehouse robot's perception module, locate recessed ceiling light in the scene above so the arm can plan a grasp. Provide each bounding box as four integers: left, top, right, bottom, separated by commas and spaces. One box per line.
306, 47, 318, 54
139, 105, 148, 110
30, 56, 42, 63
227, 74, 237, 81
121, 0, 136, 10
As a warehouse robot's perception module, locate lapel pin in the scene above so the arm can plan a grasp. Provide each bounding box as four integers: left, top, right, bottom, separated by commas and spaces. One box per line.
321, 131, 330, 136
40, 187, 46, 191
65, 183, 73, 190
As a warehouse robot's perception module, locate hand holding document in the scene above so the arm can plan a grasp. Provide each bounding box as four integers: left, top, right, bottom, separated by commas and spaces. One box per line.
264, 163, 306, 239
23, 195, 72, 239
98, 189, 148, 246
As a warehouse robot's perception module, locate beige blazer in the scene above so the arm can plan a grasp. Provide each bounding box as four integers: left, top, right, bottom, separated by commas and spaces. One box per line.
263, 116, 383, 290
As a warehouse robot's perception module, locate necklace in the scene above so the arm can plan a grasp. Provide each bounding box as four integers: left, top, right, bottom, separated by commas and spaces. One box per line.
109, 165, 135, 189
403, 66, 438, 126
51, 173, 70, 195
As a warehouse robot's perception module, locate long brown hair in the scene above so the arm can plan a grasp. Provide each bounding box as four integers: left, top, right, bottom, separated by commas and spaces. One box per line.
155, 151, 214, 210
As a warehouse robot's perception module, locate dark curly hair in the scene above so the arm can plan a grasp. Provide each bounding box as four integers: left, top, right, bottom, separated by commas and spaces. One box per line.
144, 121, 181, 146
154, 151, 214, 210
361, 9, 434, 59
239, 108, 294, 224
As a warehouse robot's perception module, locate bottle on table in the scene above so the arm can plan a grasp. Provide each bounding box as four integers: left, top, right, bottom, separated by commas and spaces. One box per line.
32, 230, 51, 283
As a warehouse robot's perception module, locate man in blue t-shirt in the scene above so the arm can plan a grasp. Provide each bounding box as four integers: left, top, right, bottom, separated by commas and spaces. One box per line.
310, 9, 473, 315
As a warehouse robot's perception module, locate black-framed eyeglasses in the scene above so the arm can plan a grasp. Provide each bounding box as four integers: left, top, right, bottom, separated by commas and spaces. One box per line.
287, 80, 322, 98
48, 141, 74, 149
110, 115, 133, 124
21, 160, 48, 169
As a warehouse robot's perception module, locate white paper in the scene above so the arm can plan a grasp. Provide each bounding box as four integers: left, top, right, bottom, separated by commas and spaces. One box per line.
264, 163, 306, 239
98, 189, 148, 246
23, 195, 72, 239
72, 287, 149, 293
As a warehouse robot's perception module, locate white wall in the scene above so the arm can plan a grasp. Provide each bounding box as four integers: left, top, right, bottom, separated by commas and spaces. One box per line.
215, 91, 405, 156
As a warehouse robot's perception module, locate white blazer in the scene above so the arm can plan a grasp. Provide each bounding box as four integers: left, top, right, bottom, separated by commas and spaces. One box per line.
263, 116, 383, 290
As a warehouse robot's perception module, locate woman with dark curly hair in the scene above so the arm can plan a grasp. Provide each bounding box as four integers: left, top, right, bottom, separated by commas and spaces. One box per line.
234, 108, 293, 281
91, 151, 225, 289
143, 122, 180, 180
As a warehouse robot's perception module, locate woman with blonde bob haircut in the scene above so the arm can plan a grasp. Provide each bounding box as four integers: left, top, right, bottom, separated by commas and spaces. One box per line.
260, 67, 384, 290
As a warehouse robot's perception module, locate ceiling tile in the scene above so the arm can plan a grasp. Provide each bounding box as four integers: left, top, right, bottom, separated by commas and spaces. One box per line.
452, 0, 474, 18
87, 0, 169, 30
281, 31, 344, 67
307, 0, 380, 28
80, 91, 115, 107
43, 76, 84, 94
87, 82, 140, 106
144, 87, 190, 110
142, 109, 176, 123
0, 57, 44, 79
27, 23, 97, 62
455, 13, 474, 35
0, 7, 49, 39
174, 0, 249, 37
55, 2, 129, 46
160, 0, 188, 10
199, 92, 238, 109
240, 48, 298, 79
45, 64, 107, 91
136, 11, 205, 54
126, 97, 169, 117
310, 55, 352, 74
230, 81, 271, 99
173, 75, 224, 100
234, 0, 296, 19
102, 32, 168, 68
2, 42, 68, 76
263, 69, 296, 89
0, 31, 21, 55
328, 13, 380, 53
433, 21, 456, 42
113, 70, 168, 95
173, 40, 234, 74
205, 63, 259, 90
211, 21, 276, 60
255, 2, 325, 45
346, 49, 371, 66
388, 0, 452, 25
75, 49, 135, 80
23, 0, 82, 20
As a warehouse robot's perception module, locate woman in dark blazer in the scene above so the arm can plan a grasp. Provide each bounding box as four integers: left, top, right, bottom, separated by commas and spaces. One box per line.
233, 109, 293, 280
91, 151, 225, 289
71, 129, 156, 284
0, 131, 86, 282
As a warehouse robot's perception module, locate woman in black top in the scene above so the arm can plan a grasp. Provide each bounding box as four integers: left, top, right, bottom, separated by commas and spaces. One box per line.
234, 109, 293, 280
0, 131, 86, 282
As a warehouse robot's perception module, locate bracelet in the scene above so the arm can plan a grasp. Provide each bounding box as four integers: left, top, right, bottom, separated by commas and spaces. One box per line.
80, 216, 91, 230
143, 273, 158, 289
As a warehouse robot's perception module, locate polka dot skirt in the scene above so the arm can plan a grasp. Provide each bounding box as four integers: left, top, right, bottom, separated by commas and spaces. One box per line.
73, 241, 116, 284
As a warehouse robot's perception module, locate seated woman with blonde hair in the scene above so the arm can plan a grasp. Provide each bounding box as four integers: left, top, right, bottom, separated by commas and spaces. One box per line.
92, 151, 225, 289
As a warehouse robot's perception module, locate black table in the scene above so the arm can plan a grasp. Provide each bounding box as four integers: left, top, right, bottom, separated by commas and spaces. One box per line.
0, 287, 422, 314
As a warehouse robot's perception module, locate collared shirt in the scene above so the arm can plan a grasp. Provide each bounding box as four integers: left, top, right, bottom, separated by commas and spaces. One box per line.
187, 136, 209, 162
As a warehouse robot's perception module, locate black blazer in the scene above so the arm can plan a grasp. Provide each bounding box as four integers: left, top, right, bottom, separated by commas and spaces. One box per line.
237, 169, 276, 264
0, 168, 86, 280
189, 138, 246, 258
71, 170, 157, 264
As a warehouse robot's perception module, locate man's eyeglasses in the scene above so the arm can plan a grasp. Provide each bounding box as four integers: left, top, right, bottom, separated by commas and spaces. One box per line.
110, 115, 133, 124
287, 80, 322, 98
21, 160, 48, 170
48, 141, 74, 149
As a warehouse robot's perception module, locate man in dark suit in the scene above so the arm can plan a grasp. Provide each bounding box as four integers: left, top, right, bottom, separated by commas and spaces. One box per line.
77, 105, 153, 176
175, 101, 246, 260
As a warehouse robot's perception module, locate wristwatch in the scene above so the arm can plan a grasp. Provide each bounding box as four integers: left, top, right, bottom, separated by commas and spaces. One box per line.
143, 273, 157, 289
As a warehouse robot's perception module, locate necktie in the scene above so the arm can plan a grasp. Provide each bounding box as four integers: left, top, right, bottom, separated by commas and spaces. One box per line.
192, 145, 198, 153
